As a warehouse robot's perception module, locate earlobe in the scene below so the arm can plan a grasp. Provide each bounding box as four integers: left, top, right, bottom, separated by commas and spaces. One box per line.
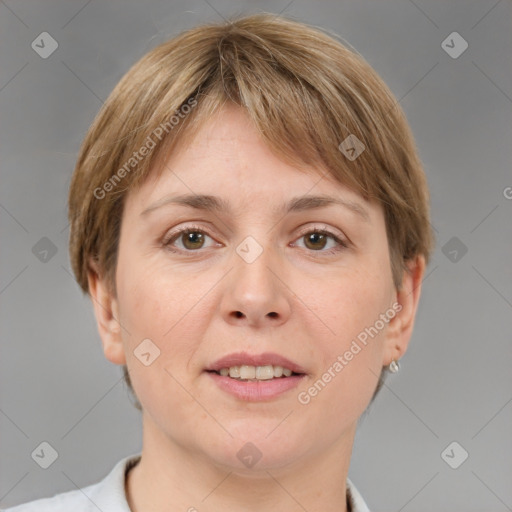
86, 259, 126, 365
382, 255, 426, 366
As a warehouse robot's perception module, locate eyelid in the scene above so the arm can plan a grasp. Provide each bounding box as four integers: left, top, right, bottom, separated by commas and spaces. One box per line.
295, 223, 346, 240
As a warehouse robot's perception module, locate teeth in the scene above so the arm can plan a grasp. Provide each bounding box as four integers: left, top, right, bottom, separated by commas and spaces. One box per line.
240, 365, 256, 380
255, 365, 274, 380
273, 365, 283, 378
229, 366, 240, 378
217, 365, 297, 380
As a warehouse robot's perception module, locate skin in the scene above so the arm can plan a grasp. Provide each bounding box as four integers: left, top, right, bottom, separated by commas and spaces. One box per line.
87, 104, 426, 512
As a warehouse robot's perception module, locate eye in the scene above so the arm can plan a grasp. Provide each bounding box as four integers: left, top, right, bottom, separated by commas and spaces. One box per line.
293, 226, 349, 255
163, 225, 217, 252
162, 224, 349, 255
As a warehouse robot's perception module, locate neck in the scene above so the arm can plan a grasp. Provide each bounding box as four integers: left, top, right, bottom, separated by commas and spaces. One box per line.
126, 413, 356, 512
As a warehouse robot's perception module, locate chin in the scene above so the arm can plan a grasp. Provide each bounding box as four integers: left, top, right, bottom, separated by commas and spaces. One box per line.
199, 423, 303, 471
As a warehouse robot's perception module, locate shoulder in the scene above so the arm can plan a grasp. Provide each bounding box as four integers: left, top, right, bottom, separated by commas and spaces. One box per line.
1, 453, 141, 512
1, 483, 97, 512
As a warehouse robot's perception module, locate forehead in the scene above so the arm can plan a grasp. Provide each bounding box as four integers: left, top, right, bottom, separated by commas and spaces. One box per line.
125, 105, 380, 222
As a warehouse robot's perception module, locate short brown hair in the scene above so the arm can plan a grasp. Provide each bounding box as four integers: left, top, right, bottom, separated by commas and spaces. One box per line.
68, 13, 435, 410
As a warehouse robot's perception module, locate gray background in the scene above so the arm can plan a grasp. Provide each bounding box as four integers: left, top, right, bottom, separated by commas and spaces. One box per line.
1, 1, 511, 511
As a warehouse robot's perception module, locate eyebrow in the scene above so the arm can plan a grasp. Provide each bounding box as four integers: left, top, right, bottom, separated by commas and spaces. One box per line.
140, 193, 371, 223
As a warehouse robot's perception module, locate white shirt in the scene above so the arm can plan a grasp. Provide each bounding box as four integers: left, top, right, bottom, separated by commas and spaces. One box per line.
2, 452, 371, 512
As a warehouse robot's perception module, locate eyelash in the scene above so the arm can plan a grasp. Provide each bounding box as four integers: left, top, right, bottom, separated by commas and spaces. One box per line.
162, 224, 349, 256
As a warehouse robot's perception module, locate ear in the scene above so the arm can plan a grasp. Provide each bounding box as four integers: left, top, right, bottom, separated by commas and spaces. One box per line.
87, 258, 126, 365
382, 254, 426, 366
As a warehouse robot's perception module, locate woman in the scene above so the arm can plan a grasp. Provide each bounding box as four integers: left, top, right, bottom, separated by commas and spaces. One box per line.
6, 12, 434, 512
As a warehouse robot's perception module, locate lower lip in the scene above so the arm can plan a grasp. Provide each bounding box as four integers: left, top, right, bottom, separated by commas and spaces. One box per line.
206, 371, 305, 401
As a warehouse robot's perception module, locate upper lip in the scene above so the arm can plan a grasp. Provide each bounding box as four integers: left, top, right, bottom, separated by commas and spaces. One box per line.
205, 351, 307, 374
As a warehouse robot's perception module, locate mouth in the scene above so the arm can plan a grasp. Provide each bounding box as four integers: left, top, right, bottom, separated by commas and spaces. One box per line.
204, 352, 307, 401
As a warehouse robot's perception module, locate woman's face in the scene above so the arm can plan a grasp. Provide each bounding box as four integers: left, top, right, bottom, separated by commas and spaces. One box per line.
100, 104, 417, 471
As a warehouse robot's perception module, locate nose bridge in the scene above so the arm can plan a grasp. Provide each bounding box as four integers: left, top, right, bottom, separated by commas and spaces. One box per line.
230, 209, 278, 271
221, 231, 291, 325
233, 232, 279, 296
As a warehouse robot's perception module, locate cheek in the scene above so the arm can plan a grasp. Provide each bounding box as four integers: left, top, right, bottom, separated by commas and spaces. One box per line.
319, 265, 391, 339
116, 255, 213, 370
115, 267, 200, 416
307, 264, 391, 389
117, 249, 183, 331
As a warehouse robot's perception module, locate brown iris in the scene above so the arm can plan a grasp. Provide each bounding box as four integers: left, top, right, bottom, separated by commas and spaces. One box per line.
181, 231, 205, 250
303, 232, 328, 250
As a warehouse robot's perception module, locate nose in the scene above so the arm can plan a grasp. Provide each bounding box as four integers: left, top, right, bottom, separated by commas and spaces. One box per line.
220, 239, 292, 328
